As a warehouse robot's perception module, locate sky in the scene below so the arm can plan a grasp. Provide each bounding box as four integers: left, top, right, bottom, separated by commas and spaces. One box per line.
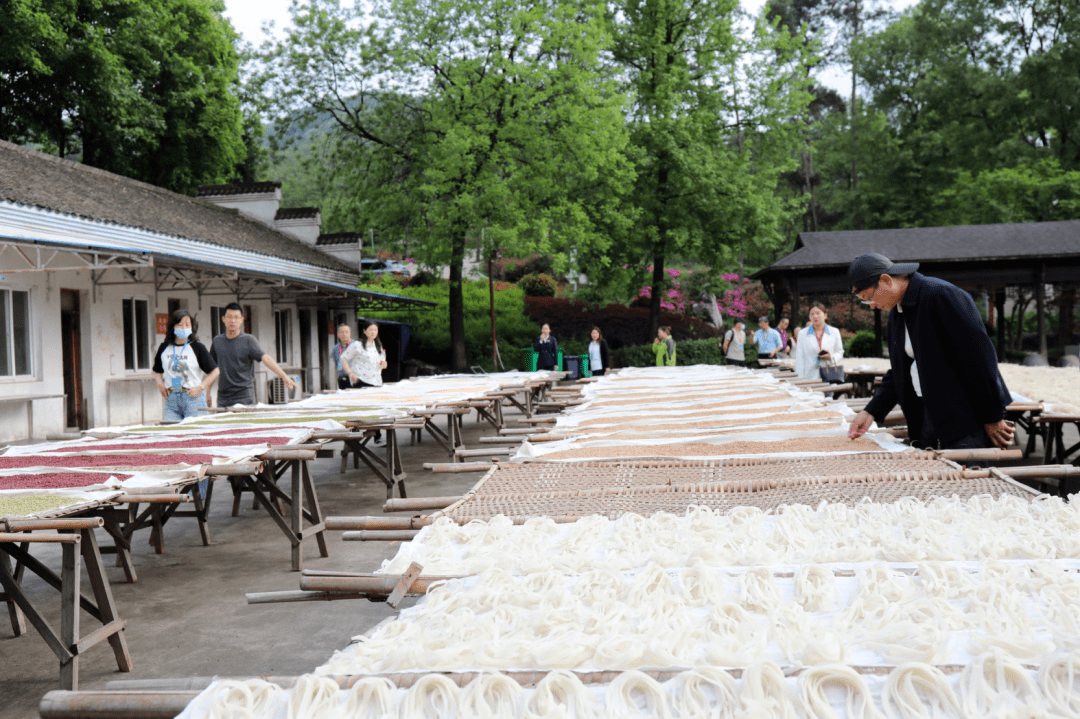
222, 0, 919, 95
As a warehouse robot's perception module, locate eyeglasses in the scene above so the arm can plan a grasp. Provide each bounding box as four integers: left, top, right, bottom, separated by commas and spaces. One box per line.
854, 284, 879, 306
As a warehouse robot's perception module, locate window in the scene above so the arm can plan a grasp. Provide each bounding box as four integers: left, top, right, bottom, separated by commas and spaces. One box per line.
275, 309, 292, 364
0, 288, 32, 377
122, 298, 151, 371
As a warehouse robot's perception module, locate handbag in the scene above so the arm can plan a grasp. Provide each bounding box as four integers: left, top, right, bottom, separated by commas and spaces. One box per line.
819, 359, 845, 384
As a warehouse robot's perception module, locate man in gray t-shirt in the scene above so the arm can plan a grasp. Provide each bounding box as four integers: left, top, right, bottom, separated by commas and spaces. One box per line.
210, 304, 297, 406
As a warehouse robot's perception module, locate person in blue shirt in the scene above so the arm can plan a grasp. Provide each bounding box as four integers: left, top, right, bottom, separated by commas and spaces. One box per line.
751, 316, 783, 360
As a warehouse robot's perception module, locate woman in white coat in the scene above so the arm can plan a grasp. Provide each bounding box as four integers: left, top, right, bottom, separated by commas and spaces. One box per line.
794, 304, 845, 379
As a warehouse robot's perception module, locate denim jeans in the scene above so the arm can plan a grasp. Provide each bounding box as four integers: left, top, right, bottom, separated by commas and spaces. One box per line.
163, 390, 208, 422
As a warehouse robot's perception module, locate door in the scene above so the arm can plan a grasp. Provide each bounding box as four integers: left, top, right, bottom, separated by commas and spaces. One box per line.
317, 309, 329, 392
298, 309, 312, 393
60, 289, 84, 429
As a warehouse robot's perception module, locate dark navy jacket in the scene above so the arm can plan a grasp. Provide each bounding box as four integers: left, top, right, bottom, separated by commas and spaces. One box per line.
533, 334, 558, 370
864, 272, 1011, 445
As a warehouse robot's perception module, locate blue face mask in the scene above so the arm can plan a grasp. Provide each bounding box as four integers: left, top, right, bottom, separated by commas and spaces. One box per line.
174, 327, 192, 340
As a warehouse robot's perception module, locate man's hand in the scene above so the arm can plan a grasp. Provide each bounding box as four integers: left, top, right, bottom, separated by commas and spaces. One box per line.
186, 385, 204, 399
769, 350, 777, 358
848, 410, 874, 439
283, 376, 298, 392
348, 373, 358, 386
985, 420, 1015, 449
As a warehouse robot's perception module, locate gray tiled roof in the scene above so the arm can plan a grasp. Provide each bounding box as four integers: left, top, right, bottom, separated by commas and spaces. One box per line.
197, 181, 281, 197
275, 207, 320, 220
0, 141, 353, 272
765, 221, 1080, 271
317, 232, 364, 246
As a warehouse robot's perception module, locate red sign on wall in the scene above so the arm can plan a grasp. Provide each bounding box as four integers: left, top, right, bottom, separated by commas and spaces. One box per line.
156, 313, 169, 335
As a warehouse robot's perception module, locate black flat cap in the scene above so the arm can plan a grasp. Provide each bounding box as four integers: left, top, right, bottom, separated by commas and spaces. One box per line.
848, 253, 920, 292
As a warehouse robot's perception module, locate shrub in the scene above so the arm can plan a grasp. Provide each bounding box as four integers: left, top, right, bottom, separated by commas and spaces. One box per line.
847, 330, 880, 358
612, 338, 759, 368
498, 254, 556, 282
519, 273, 558, 297
524, 296, 723, 350
405, 270, 439, 287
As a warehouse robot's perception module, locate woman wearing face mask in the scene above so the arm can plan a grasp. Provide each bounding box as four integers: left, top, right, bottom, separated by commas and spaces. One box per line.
153, 310, 220, 421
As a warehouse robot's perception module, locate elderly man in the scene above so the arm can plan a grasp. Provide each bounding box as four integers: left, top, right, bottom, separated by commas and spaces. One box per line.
847, 253, 1014, 451
751, 315, 783, 360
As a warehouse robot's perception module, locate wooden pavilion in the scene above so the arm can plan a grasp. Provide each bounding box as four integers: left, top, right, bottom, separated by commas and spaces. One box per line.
753, 221, 1080, 357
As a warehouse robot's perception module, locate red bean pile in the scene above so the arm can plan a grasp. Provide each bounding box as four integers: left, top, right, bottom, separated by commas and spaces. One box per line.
44, 437, 291, 453
0, 454, 215, 470
0, 472, 133, 490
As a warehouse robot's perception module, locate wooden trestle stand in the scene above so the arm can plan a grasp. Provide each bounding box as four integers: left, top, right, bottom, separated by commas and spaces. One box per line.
0, 517, 132, 690
314, 424, 406, 499
211, 449, 329, 571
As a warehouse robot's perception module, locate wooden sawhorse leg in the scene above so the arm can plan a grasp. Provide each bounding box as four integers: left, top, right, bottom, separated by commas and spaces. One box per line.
0, 525, 132, 690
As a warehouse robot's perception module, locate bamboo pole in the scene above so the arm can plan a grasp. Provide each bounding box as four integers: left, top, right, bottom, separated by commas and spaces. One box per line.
325, 516, 431, 531
938, 448, 1022, 462
40, 690, 198, 719
383, 497, 459, 512
0, 533, 80, 544
203, 462, 262, 476
1, 517, 103, 531
259, 448, 317, 461
341, 530, 420, 541
113, 494, 193, 504
423, 462, 494, 472
299, 572, 459, 594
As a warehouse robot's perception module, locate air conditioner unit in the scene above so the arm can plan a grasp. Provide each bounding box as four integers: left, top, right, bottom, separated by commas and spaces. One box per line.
268, 375, 302, 404
268, 378, 287, 404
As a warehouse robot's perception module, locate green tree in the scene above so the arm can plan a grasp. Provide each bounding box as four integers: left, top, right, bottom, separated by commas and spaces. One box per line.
0, 0, 245, 193
609, 0, 812, 337
262, 0, 633, 371
834, 0, 1080, 228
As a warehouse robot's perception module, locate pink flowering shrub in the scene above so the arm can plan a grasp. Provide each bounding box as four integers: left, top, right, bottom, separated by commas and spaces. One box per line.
635, 268, 759, 319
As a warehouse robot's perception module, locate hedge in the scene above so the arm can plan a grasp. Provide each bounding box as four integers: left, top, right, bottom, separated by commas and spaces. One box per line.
612, 338, 759, 368
524, 296, 724, 350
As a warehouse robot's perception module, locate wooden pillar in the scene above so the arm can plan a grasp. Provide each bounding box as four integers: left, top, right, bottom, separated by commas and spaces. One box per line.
789, 277, 800, 329
995, 289, 1006, 361
1036, 265, 1047, 358
874, 308, 882, 357
1058, 286, 1075, 350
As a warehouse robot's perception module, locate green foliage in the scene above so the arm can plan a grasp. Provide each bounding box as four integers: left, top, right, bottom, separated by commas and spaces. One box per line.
0, 0, 246, 193
518, 273, 558, 297
846, 330, 880, 358
605, 1, 813, 336
261, 0, 634, 370
802, 0, 1080, 232
359, 279, 539, 368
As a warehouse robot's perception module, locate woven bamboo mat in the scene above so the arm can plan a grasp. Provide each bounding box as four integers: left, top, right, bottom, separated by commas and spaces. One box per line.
443, 470, 1039, 522
478, 453, 958, 494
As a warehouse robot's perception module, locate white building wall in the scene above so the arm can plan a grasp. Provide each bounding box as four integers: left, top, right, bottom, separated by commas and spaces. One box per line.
0, 271, 64, 442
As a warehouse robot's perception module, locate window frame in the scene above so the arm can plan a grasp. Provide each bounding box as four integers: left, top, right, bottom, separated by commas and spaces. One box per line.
0, 287, 33, 378
274, 309, 292, 365
122, 296, 152, 372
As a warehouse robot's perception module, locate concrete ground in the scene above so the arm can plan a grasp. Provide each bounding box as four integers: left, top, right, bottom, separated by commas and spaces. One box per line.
1, 402, 1076, 718
0, 410, 507, 718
